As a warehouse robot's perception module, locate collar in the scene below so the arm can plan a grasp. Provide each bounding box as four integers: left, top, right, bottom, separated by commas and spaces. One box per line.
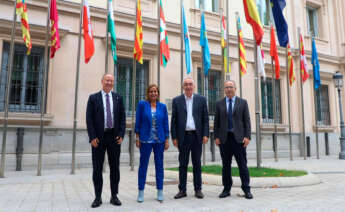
184, 94, 194, 100
101, 90, 112, 96
226, 95, 236, 103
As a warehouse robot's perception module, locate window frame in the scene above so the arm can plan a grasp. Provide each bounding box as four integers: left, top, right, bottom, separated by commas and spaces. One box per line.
306, 6, 319, 38
261, 77, 282, 124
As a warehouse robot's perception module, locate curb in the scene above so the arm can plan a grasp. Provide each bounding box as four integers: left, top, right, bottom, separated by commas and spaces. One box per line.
164, 170, 321, 188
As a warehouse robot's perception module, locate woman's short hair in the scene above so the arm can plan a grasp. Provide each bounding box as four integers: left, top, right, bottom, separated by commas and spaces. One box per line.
145, 84, 160, 102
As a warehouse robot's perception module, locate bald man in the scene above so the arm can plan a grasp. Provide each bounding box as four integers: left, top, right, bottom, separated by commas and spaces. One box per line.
86, 74, 125, 208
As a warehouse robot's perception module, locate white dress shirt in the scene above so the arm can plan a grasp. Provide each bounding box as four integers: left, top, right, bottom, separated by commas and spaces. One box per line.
226, 95, 236, 113
101, 90, 114, 129
185, 94, 196, 131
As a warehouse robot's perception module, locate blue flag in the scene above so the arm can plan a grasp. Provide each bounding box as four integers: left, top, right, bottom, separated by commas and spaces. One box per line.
182, 5, 193, 74
311, 38, 321, 90
270, 0, 289, 47
200, 12, 211, 76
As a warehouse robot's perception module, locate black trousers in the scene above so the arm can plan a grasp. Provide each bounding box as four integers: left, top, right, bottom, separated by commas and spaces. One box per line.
92, 130, 121, 199
178, 131, 202, 192
219, 132, 250, 193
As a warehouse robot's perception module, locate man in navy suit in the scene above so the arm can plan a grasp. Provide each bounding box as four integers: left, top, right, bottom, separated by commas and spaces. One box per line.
214, 80, 253, 199
86, 74, 125, 208
171, 77, 209, 199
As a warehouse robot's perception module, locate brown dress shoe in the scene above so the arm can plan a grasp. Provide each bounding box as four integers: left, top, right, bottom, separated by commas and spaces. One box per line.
174, 191, 187, 199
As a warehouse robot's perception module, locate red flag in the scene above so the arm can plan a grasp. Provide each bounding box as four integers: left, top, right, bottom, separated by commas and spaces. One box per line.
50, 0, 60, 58
83, 0, 94, 63
270, 26, 280, 79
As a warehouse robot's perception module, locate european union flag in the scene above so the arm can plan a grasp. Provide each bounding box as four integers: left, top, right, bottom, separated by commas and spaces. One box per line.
312, 38, 321, 90
270, 0, 289, 47
200, 12, 211, 76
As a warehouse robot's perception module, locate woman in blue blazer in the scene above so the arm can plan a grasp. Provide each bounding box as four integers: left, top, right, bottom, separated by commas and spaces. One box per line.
135, 84, 169, 202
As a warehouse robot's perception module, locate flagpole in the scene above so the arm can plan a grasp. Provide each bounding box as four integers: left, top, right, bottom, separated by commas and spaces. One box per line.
37, 0, 52, 176
271, 24, 278, 162
71, 0, 84, 175
105, 0, 109, 73
200, 1, 206, 166
298, 27, 307, 160
311, 37, 320, 159
286, 46, 293, 161
226, 0, 229, 81
180, 0, 183, 94
236, 12, 242, 97
157, 0, 161, 89
254, 44, 261, 168
220, 7, 224, 92
0, 0, 17, 178
130, 0, 138, 172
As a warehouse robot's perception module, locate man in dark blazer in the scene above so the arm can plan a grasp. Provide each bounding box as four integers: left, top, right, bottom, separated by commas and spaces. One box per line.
86, 74, 125, 208
171, 77, 209, 199
214, 80, 253, 199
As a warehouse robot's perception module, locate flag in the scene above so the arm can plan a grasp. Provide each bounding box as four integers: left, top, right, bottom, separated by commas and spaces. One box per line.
50, 0, 60, 58
257, 45, 266, 80
200, 12, 211, 76
270, 0, 289, 47
182, 4, 193, 74
287, 44, 295, 85
243, 0, 264, 45
83, 0, 95, 63
160, 0, 170, 67
311, 38, 321, 89
237, 16, 247, 75
134, 0, 143, 64
16, 0, 32, 55
221, 16, 230, 73
108, 0, 117, 63
270, 26, 280, 79
300, 34, 309, 82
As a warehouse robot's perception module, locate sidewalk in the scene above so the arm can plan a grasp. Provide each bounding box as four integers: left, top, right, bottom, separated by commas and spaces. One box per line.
0, 156, 344, 212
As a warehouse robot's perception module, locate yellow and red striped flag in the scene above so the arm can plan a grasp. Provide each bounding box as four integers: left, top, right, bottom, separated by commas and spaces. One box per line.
16, 0, 32, 55
134, 0, 143, 64
243, 0, 264, 45
221, 15, 230, 73
237, 16, 247, 75
300, 34, 309, 82
50, 0, 60, 58
287, 44, 295, 85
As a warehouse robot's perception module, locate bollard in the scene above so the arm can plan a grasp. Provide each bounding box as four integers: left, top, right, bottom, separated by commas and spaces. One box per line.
210, 131, 215, 162
306, 136, 311, 157
16, 128, 24, 171
128, 129, 132, 167
325, 132, 329, 156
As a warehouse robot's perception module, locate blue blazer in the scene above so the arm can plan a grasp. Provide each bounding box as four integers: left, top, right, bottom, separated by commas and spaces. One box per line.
135, 100, 169, 142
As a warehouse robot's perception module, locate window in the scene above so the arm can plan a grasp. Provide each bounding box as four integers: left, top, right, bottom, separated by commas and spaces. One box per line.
261, 77, 282, 123
195, 0, 219, 13
307, 7, 319, 37
0, 42, 45, 113
115, 57, 149, 115
197, 68, 221, 116
256, 0, 270, 26
316, 84, 330, 125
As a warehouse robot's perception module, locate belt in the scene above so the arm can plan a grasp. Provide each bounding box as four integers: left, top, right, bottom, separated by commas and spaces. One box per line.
104, 128, 114, 133
185, 130, 196, 135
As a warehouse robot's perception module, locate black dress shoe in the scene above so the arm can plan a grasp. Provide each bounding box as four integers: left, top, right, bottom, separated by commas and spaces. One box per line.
219, 190, 231, 198
110, 196, 122, 206
174, 191, 187, 199
194, 190, 204, 199
244, 192, 253, 199
91, 198, 102, 208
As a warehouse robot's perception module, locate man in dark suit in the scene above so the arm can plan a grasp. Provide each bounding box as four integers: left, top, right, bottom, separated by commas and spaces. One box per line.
214, 80, 253, 199
171, 77, 209, 199
86, 74, 126, 208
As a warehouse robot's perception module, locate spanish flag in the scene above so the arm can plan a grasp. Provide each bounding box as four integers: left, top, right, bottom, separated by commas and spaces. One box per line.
16, 0, 32, 55
134, 0, 143, 64
243, 0, 264, 45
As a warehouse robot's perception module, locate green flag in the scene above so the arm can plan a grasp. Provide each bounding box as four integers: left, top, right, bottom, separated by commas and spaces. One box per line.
108, 0, 117, 63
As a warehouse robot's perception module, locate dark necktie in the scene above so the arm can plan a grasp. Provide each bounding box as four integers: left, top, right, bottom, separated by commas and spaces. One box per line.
228, 98, 233, 131
106, 94, 113, 129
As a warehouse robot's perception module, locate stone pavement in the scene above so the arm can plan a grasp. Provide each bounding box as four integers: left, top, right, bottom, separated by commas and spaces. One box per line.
0, 156, 345, 212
